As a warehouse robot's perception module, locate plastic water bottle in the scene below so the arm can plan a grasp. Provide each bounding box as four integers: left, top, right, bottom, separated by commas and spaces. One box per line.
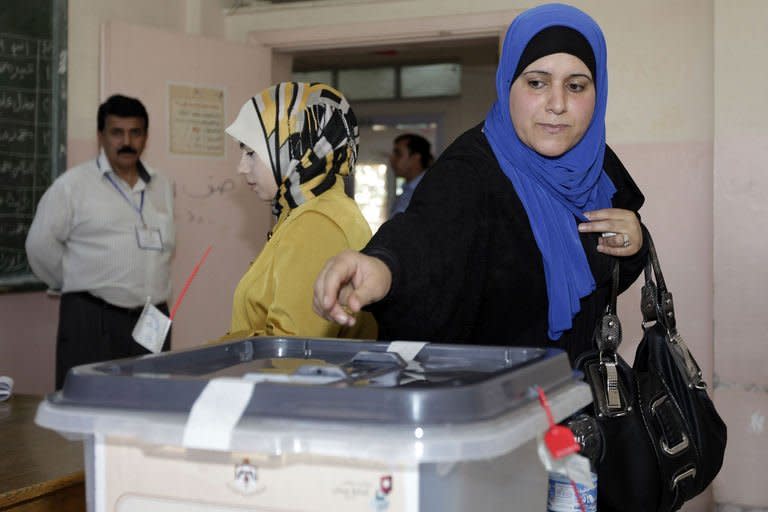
546, 414, 602, 512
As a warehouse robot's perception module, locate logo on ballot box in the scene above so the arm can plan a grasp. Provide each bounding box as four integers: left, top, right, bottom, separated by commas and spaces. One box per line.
228, 459, 265, 496
370, 475, 392, 511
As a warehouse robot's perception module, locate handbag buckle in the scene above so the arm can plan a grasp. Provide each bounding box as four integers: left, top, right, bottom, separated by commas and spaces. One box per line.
651, 395, 690, 456
584, 355, 631, 418
671, 466, 697, 490
661, 433, 690, 456
603, 358, 622, 410
596, 313, 622, 353
596, 353, 631, 417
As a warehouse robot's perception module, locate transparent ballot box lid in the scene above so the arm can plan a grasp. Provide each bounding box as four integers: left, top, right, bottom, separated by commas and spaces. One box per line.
36, 337, 591, 464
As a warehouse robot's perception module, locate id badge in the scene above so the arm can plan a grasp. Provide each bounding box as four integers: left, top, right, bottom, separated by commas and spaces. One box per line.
136, 225, 163, 251
132, 298, 171, 353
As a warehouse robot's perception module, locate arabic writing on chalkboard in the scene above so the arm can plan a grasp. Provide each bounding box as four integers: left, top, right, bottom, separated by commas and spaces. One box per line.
0, 0, 67, 290
0, 33, 55, 283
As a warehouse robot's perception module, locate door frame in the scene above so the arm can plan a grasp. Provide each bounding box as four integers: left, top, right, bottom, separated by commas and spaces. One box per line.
247, 9, 519, 53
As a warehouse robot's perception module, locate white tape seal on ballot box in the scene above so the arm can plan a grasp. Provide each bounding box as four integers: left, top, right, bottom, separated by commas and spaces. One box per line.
182, 378, 255, 450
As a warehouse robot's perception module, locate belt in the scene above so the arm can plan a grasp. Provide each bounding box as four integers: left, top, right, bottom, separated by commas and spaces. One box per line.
63, 291, 164, 314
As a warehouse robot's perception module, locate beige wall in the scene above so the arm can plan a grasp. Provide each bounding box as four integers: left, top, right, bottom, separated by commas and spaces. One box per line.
1, 1, 765, 509
68, 0, 185, 143
713, 0, 768, 508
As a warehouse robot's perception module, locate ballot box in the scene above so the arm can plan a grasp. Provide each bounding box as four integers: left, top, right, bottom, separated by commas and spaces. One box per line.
36, 337, 591, 512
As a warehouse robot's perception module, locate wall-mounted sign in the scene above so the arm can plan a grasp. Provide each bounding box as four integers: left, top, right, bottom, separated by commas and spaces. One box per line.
169, 84, 225, 157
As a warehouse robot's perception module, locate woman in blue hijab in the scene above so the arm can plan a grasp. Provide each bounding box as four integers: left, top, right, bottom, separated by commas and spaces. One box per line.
314, 3, 648, 362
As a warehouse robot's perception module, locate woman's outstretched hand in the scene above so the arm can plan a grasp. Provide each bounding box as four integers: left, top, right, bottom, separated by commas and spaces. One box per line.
313, 250, 392, 326
579, 208, 643, 256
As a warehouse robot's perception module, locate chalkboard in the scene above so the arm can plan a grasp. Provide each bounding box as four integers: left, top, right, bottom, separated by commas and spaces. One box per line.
0, 0, 67, 291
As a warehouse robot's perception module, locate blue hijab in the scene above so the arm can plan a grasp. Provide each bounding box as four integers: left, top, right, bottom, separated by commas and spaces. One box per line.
484, 3, 615, 340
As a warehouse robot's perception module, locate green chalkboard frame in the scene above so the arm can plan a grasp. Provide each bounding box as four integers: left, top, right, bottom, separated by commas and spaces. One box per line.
0, 0, 67, 292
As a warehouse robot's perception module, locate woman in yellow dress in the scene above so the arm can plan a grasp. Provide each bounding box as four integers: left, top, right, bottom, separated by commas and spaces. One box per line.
224, 82, 376, 340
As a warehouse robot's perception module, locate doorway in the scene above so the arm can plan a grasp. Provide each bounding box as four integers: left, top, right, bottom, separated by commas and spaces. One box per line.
355, 116, 440, 231
288, 37, 499, 231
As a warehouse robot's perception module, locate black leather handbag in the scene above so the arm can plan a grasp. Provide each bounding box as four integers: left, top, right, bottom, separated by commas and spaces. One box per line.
575, 234, 727, 512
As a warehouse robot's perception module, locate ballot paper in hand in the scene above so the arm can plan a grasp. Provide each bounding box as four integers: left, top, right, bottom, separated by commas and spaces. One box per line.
132, 299, 171, 353
0, 376, 13, 402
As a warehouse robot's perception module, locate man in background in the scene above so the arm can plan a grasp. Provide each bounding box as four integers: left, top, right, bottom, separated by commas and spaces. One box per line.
26, 94, 175, 389
388, 133, 433, 216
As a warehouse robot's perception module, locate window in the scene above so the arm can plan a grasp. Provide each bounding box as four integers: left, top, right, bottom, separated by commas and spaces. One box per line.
401, 63, 461, 98
292, 70, 334, 85
337, 68, 396, 101
292, 62, 462, 100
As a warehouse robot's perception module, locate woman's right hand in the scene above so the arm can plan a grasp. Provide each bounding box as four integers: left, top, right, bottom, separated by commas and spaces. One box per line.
313, 250, 392, 326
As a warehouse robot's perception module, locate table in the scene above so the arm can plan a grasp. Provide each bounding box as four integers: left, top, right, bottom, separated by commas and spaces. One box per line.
0, 395, 85, 511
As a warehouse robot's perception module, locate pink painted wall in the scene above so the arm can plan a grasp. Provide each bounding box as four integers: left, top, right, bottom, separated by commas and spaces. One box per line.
711, 1, 768, 508
712, 135, 768, 508
0, 292, 59, 394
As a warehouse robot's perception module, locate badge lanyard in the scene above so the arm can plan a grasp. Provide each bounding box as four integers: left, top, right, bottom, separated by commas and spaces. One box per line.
97, 156, 148, 225
98, 157, 162, 251
104, 172, 146, 226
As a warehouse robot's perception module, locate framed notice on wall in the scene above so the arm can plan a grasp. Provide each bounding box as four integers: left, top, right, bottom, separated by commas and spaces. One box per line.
168, 84, 225, 157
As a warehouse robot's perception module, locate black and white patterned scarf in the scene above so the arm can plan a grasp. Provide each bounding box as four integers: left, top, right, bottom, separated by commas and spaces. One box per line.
226, 82, 359, 216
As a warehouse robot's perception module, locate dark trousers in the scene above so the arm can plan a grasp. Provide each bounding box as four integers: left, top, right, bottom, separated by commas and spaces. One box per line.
56, 292, 171, 389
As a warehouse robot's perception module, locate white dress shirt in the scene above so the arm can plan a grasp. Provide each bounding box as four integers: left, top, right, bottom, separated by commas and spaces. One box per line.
25, 151, 175, 308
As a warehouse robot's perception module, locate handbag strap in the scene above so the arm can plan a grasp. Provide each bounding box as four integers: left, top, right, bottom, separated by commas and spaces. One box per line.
609, 257, 620, 315
584, 259, 631, 417
641, 233, 677, 333
641, 232, 706, 389
595, 260, 622, 354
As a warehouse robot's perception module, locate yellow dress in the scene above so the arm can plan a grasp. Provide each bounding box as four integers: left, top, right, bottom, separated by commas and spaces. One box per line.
229, 180, 377, 340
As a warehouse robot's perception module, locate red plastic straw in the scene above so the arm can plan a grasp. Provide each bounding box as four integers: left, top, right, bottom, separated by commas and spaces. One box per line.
537, 386, 556, 427
170, 245, 212, 320
569, 479, 588, 512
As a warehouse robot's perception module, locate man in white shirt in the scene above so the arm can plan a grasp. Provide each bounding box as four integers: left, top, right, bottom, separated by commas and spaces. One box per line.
26, 94, 175, 389
388, 133, 434, 217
